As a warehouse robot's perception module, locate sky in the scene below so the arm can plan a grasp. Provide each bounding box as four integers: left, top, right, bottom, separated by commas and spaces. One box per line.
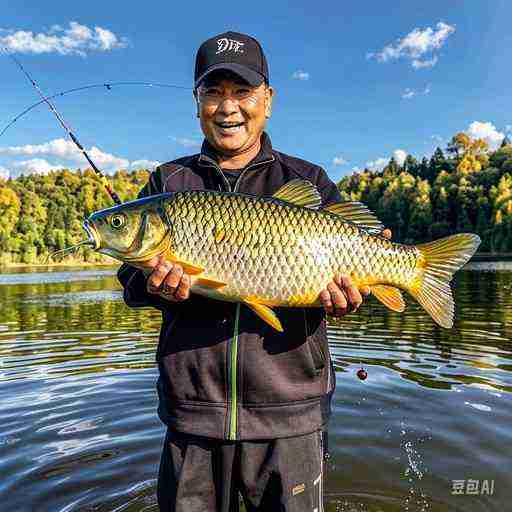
0, 0, 511, 182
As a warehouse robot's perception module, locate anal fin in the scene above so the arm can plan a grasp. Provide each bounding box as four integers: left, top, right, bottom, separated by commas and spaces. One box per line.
242, 297, 283, 332
370, 285, 406, 312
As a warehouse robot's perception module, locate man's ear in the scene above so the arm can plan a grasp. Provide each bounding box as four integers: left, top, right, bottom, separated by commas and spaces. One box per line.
264, 85, 274, 119
193, 90, 200, 118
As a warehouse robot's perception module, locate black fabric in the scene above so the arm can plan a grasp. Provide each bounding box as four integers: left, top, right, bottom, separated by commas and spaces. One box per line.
220, 168, 242, 189
117, 131, 342, 440
157, 427, 326, 512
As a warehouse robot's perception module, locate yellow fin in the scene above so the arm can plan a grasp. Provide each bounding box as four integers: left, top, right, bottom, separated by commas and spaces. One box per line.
324, 202, 384, 232
242, 298, 283, 332
195, 277, 226, 289
371, 285, 405, 312
409, 233, 481, 328
272, 179, 322, 209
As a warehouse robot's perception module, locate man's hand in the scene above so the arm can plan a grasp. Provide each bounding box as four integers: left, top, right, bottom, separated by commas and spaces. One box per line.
319, 228, 392, 317
133, 254, 191, 302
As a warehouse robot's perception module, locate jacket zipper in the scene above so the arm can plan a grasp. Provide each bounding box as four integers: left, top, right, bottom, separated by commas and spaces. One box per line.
229, 302, 241, 440
197, 153, 274, 440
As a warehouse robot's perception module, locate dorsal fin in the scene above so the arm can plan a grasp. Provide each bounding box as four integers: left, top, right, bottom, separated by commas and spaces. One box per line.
324, 201, 384, 232
272, 179, 322, 209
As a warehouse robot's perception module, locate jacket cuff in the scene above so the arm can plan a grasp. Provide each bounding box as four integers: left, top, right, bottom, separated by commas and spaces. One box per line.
117, 264, 172, 311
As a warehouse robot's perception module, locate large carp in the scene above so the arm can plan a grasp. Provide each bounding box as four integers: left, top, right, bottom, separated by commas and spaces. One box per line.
78, 179, 480, 331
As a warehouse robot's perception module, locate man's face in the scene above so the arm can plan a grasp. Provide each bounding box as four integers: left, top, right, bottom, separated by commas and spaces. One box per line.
194, 72, 274, 157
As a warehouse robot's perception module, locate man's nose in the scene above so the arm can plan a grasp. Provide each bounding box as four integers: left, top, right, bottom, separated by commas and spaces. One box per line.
217, 97, 239, 116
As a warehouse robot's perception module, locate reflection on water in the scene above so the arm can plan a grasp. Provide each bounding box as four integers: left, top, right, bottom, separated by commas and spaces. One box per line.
0, 265, 510, 511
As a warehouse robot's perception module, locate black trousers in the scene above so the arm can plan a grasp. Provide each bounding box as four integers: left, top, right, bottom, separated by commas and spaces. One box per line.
157, 427, 329, 512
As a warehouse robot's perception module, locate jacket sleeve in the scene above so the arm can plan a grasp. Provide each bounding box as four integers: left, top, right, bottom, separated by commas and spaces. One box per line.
116, 168, 179, 311
314, 166, 343, 207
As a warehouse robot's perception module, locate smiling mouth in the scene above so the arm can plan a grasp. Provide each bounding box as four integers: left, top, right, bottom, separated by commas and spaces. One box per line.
215, 121, 245, 133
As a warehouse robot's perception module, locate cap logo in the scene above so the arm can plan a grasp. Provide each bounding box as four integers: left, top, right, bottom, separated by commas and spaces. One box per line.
216, 38, 245, 55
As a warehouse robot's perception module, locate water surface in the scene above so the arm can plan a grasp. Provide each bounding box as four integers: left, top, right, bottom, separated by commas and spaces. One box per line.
0, 263, 510, 511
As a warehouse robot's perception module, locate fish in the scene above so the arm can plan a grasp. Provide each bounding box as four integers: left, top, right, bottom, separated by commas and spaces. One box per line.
76, 179, 481, 331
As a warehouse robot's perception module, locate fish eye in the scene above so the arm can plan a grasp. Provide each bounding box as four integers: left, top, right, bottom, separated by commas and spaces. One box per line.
110, 213, 127, 229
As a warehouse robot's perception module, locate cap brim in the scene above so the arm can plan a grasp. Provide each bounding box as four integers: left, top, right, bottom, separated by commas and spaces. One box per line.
195, 63, 265, 89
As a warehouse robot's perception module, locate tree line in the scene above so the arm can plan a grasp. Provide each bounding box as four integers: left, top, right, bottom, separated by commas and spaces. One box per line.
1, 132, 512, 265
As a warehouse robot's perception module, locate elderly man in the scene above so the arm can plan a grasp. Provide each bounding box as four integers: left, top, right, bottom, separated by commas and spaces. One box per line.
118, 31, 388, 512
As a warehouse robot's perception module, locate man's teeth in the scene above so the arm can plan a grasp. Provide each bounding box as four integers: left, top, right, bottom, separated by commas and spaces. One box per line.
217, 123, 243, 132
217, 122, 243, 128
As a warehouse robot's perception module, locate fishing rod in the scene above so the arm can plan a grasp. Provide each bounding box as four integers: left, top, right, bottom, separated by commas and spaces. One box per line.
0, 81, 192, 139
1, 47, 123, 205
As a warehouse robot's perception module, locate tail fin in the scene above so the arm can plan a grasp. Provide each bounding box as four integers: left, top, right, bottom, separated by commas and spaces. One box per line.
409, 234, 481, 328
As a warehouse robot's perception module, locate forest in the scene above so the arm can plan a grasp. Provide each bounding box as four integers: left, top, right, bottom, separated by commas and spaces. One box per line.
1, 131, 512, 265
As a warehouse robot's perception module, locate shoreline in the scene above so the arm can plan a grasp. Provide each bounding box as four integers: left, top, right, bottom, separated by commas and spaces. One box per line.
1, 253, 510, 271
0, 260, 119, 270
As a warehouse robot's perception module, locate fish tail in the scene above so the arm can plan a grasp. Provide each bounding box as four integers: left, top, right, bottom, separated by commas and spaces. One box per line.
409, 233, 481, 328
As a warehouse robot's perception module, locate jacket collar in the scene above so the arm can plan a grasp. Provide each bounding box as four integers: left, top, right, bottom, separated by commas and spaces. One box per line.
198, 131, 274, 169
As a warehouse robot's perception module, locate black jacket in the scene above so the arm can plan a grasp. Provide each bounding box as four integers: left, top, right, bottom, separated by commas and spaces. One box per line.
117, 132, 343, 440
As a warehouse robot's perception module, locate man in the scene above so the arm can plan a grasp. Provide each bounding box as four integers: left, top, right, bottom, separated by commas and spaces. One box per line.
118, 31, 389, 512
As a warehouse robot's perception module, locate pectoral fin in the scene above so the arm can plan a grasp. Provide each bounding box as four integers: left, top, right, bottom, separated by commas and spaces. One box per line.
370, 285, 406, 312
242, 298, 283, 332
195, 277, 226, 289
164, 249, 205, 275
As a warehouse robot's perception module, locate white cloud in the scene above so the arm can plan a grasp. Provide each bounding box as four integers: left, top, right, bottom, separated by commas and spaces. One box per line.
332, 156, 347, 166
365, 157, 388, 171
11, 158, 65, 176
171, 136, 201, 148
393, 149, 407, 166
367, 21, 455, 69
292, 70, 310, 81
402, 88, 416, 100
466, 121, 505, 150
0, 138, 128, 171
412, 56, 438, 69
431, 134, 444, 143
506, 125, 512, 133
0, 165, 9, 179
0, 21, 128, 56
130, 159, 161, 170
401, 85, 431, 99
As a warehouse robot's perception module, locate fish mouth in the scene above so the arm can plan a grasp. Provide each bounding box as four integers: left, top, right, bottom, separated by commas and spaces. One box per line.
83, 220, 100, 250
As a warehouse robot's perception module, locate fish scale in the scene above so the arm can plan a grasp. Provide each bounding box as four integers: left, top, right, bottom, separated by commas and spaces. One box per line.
165, 189, 418, 306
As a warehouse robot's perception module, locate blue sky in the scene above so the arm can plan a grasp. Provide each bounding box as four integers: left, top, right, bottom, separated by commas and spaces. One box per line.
0, 0, 511, 182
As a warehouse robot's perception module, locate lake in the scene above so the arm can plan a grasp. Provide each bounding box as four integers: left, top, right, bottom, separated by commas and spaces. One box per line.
0, 264, 510, 511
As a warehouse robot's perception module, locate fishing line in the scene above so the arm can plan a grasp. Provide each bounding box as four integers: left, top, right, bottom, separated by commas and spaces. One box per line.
0, 81, 192, 139
45, 240, 95, 263
1, 47, 126, 205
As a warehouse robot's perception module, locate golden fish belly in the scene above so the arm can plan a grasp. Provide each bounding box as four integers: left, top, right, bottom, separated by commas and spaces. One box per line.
164, 191, 420, 306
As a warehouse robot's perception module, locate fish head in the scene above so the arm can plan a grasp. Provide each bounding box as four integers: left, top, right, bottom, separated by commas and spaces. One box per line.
84, 193, 172, 263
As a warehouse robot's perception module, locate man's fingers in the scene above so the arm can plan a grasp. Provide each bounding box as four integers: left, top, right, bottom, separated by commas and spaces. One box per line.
146, 261, 172, 293
360, 285, 371, 296
174, 273, 191, 301
319, 289, 333, 314
382, 228, 392, 239
162, 265, 184, 295
337, 274, 363, 312
327, 281, 348, 315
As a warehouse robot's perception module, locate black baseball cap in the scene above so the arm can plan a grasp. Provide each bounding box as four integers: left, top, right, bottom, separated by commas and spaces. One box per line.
194, 31, 269, 89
